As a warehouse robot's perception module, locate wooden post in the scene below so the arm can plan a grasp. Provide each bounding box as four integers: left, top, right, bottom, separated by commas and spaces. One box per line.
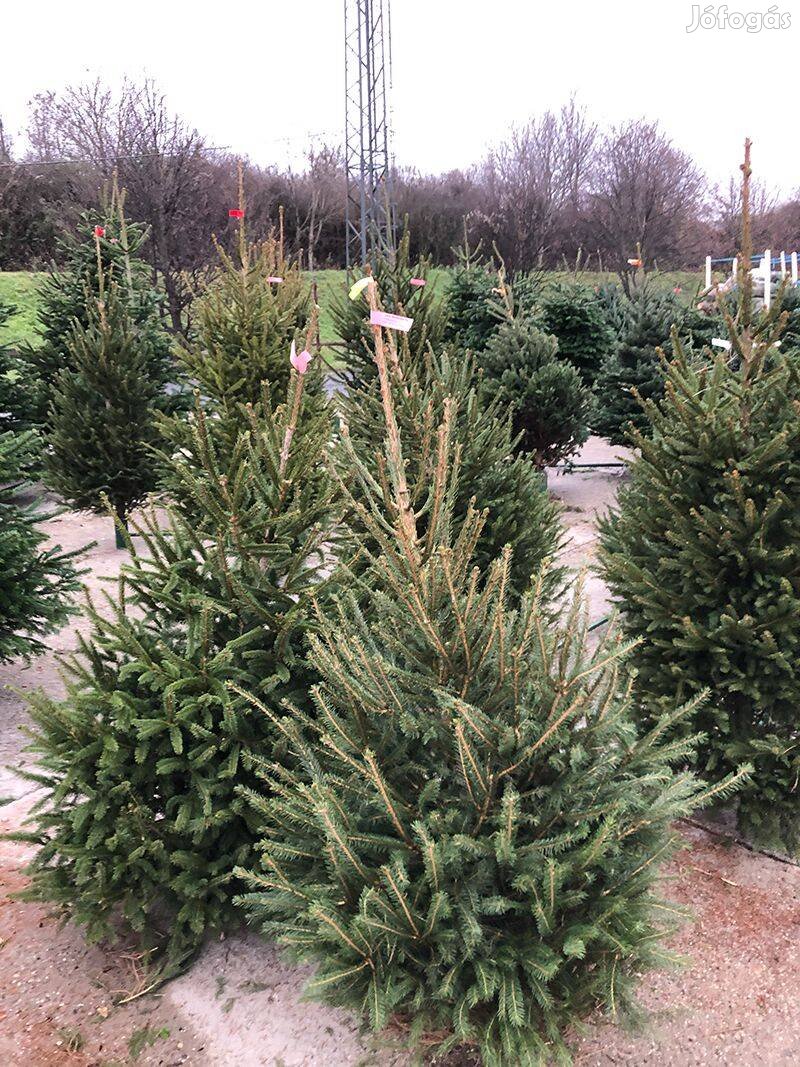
311, 281, 322, 356
732, 256, 738, 281
792, 252, 798, 286
780, 251, 787, 277
764, 248, 771, 310
705, 255, 712, 290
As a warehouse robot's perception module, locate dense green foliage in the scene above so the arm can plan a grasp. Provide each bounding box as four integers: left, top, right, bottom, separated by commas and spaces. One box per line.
331, 229, 445, 384
45, 279, 173, 528
442, 258, 539, 355
339, 342, 564, 601
443, 262, 504, 353
158, 229, 313, 518
776, 283, 800, 352
176, 232, 309, 419
19, 377, 340, 974
681, 303, 724, 353
0, 430, 81, 663
481, 317, 592, 466
593, 290, 681, 444
237, 321, 743, 1064
536, 283, 615, 386
599, 312, 800, 855
21, 207, 174, 428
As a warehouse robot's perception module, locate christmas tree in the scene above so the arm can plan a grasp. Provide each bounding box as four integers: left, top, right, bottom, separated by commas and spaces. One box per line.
159, 184, 313, 518
236, 277, 746, 1064
775, 283, 800, 352
18, 356, 340, 978
442, 237, 539, 355
536, 282, 615, 387
44, 269, 172, 545
481, 309, 592, 468
681, 300, 726, 354
331, 225, 445, 385
599, 140, 800, 854
21, 185, 174, 429
592, 288, 681, 445
339, 335, 564, 601
0, 429, 81, 662
175, 195, 309, 424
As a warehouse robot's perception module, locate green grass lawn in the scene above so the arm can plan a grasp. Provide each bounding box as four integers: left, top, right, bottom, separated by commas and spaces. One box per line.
0, 266, 706, 352
0, 272, 45, 347
0, 269, 359, 351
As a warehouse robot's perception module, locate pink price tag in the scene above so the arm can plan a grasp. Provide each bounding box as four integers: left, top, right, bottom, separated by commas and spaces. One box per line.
409, 277, 426, 287
370, 309, 413, 332
267, 276, 283, 284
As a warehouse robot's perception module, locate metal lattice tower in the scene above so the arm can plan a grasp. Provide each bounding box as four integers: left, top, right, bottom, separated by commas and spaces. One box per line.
344, 0, 396, 269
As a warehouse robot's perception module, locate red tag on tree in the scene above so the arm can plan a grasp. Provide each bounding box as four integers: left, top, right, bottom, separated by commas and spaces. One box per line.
94, 225, 105, 237
228, 209, 244, 219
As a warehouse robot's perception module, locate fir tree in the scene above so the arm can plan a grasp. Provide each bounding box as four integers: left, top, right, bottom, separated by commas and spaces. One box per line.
481, 315, 592, 468
21, 188, 174, 429
331, 225, 445, 385
681, 301, 725, 354
442, 250, 502, 354
158, 189, 313, 517
18, 361, 340, 977
175, 215, 309, 423
593, 289, 681, 445
339, 340, 564, 601
442, 239, 538, 355
775, 283, 800, 352
599, 140, 800, 855
44, 273, 172, 544
236, 278, 746, 1065
536, 282, 615, 387
0, 430, 81, 663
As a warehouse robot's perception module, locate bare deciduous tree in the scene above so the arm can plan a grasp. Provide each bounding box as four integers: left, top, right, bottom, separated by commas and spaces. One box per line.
395, 167, 483, 264
587, 119, 706, 289
12, 81, 798, 282
477, 99, 597, 270
280, 146, 344, 270
26, 80, 227, 332
716, 174, 777, 257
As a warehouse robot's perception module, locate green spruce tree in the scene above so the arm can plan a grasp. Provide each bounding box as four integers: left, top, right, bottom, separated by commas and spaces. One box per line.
0, 429, 81, 663
175, 221, 309, 424
236, 280, 746, 1065
0, 299, 38, 435
599, 140, 800, 855
536, 282, 615, 387
481, 311, 592, 468
774, 283, 800, 352
44, 270, 172, 545
21, 187, 174, 429
331, 225, 446, 385
18, 360, 340, 977
442, 237, 538, 354
339, 334, 564, 601
158, 189, 313, 518
682, 300, 725, 354
593, 289, 681, 444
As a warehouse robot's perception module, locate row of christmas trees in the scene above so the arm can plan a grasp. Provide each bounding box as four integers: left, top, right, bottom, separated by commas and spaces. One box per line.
6, 187, 773, 536
3, 145, 799, 1063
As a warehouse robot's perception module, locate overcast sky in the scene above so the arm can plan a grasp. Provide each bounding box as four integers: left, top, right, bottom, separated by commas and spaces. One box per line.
2, 0, 797, 196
